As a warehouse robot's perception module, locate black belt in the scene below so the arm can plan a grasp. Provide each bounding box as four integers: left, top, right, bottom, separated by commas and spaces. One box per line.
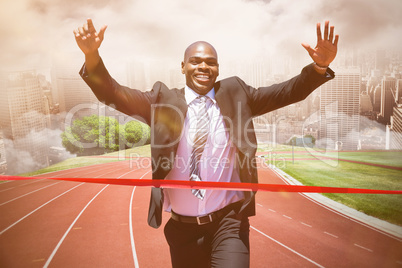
170, 202, 242, 225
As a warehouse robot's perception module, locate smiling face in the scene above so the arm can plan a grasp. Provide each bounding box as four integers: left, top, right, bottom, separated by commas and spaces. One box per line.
181, 41, 219, 95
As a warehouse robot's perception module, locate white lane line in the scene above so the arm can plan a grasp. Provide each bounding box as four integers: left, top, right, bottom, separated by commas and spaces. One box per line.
0, 179, 46, 193
354, 243, 373, 252
0, 183, 84, 236
129, 170, 152, 268
0, 162, 112, 191
324, 232, 338, 239
33, 160, 124, 177
0, 182, 61, 206
301, 222, 312, 228
305, 194, 402, 242
270, 166, 402, 242
283, 215, 292, 220
44, 165, 140, 267
268, 209, 276, 213
0, 164, 119, 234
0, 161, 117, 192
257, 203, 263, 207
68, 163, 122, 178
44, 184, 109, 268
251, 226, 325, 268
1, 161, 123, 194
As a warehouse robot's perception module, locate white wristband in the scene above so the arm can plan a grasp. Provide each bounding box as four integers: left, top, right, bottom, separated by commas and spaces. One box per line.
314, 62, 328, 71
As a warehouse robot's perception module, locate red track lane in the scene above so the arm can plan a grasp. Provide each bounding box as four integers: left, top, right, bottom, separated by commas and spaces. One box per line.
130, 179, 172, 267
0, 160, 401, 267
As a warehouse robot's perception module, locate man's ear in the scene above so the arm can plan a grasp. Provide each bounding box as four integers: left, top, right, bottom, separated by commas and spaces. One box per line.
181, 61, 185, 74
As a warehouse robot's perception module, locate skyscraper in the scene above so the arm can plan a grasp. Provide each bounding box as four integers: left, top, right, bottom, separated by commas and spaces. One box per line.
319, 67, 361, 150
0, 70, 50, 172
397, 79, 402, 104
51, 56, 98, 119
379, 76, 396, 125
390, 80, 402, 149
372, 84, 382, 113
390, 106, 402, 150
0, 131, 7, 174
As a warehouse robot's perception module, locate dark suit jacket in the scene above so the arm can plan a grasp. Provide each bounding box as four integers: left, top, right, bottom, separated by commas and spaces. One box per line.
80, 59, 334, 228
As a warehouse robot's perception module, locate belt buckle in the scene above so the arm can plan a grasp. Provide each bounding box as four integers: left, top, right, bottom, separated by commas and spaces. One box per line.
196, 214, 213, 225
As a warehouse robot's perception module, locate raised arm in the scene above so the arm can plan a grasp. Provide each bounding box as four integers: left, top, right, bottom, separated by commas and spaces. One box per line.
302, 21, 339, 75
73, 19, 159, 126
73, 18, 107, 73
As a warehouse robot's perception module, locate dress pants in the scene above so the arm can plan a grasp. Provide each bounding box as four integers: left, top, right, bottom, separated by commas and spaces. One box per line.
164, 203, 250, 268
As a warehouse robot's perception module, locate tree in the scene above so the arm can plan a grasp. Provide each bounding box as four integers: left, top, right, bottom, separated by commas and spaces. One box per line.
303, 134, 316, 145
124, 120, 150, 148
286, 135, 316, 147
62, 115, 151, 156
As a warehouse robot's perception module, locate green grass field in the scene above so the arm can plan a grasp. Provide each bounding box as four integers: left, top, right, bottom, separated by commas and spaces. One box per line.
6, 143, 402, 226
272, 145, 402, 226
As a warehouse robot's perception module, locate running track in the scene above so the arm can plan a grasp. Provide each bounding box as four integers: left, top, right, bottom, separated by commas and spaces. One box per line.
0, 159, 401, 267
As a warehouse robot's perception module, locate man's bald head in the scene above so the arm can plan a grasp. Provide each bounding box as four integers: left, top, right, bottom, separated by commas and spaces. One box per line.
184, 41, 218, 62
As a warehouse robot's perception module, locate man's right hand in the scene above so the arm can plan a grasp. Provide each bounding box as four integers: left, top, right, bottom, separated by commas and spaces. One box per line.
73, 18, 107, 72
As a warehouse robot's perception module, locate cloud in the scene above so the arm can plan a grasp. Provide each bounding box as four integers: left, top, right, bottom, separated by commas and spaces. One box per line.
2, 110, 76, 175
315, 0, 402, 49
2, 0, 401, 74
3, 139, 43, 175
4, 127, 76, 175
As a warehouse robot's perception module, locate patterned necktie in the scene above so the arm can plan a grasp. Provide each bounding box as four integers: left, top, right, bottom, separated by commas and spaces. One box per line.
189, 96, 209, 200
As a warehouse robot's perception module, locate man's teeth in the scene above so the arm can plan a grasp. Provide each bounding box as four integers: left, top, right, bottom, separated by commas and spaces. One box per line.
196, 75, 209, 78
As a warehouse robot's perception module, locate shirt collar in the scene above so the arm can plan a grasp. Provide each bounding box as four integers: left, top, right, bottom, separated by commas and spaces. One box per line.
184, 85, 216, 105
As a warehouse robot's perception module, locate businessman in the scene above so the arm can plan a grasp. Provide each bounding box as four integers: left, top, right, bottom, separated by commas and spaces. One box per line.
74, 19, 338, 267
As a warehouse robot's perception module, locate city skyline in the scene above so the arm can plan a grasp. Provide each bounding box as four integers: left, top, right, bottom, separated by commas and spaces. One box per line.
1, 0, 402, 76
2, 47, 401, 175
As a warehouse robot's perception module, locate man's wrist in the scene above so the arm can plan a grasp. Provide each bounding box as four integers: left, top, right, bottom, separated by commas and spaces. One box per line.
84, 50, 101, 74
313, 62, 328, 75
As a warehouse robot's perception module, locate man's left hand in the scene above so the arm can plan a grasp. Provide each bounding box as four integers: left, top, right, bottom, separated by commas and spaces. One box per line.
302, 21, 339, 69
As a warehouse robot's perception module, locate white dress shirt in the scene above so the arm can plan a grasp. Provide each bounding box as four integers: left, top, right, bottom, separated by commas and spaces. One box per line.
163, 85, 244, 216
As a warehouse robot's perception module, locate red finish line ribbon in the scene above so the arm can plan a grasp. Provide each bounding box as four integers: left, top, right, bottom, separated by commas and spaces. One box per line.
1, 175, 401, 194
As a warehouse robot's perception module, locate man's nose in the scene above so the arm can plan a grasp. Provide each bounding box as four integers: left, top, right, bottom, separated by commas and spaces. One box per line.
198, 61, 208, 70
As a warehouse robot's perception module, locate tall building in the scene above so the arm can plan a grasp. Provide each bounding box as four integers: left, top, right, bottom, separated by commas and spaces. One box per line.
0, 130, 7, 174
51, 57, 98, 119
390, 106, 402, 150
360, 91, 376, 120
372, 84, 382, 113
379, 76, 396, 125
396, 79, 402, 106
319, 67, 361, 150
0, 71, 50, 171
390, 81, 402, 150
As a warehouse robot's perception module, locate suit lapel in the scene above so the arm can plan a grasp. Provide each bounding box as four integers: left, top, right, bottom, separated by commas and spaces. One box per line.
176, 87, 187, 116
214, 81, 230, 126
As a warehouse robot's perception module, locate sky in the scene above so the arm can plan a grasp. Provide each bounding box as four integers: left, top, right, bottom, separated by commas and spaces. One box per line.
1, 0, 401, 174
1, 0, 402, 77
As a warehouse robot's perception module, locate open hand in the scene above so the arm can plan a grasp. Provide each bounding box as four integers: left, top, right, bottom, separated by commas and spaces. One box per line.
73, 18, 107, 55
301, 21, 339, 68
